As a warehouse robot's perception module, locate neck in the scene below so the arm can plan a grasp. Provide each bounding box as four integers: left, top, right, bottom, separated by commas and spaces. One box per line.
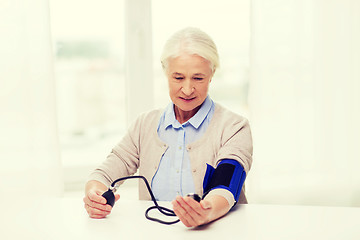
174, 105, 201, 124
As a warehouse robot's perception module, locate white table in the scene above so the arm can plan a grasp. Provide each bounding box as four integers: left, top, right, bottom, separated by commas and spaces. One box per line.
3, 197, 360, 240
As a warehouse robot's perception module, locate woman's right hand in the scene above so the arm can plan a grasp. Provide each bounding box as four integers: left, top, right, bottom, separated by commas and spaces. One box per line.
83, 180, 120, 218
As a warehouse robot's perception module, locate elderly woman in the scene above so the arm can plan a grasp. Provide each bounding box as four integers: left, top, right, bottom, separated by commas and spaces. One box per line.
83, 27, 253, 227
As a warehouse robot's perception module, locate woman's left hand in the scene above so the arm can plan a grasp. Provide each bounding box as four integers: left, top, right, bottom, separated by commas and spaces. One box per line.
171, 195, 212, 227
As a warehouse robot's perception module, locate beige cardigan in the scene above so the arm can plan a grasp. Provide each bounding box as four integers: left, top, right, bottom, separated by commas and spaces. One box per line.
89, 103, 253, 204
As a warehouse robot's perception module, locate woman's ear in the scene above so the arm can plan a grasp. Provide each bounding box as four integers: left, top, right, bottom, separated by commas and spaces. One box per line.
209, 72, 214, 83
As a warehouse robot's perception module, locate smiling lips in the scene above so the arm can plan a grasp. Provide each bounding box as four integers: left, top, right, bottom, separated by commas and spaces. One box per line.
180, 97, 196, 102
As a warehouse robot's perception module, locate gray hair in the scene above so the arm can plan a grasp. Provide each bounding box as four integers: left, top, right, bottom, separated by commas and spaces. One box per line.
160, 27, 219, 73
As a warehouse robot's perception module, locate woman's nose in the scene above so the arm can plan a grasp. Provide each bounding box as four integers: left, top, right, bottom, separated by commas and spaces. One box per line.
181, 79, 194, 95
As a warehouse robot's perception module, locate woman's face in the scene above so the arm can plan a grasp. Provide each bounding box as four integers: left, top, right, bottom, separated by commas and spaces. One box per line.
166, 53, 213, 120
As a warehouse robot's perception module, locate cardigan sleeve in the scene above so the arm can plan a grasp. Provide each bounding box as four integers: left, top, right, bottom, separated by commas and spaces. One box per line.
216, 113, 253, 175
87, 115, 144, 187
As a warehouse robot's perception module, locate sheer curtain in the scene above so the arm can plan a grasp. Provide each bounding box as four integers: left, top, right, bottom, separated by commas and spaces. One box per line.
248, 0, 360, 206
0, 0, 63, 197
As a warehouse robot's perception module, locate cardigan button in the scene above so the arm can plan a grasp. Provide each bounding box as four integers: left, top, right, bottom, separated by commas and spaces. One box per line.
192, 169, 196, 173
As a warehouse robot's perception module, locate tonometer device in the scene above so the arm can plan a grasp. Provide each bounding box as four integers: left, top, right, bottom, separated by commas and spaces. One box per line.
102, 159, 245, 225
102, 175, 201, 225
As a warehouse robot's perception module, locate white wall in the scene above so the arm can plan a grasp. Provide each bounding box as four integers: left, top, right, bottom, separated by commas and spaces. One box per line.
248, 0, 360, 207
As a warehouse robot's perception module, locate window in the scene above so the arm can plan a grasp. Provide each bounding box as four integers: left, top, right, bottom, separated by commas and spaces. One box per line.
49, 0, 250, 191
49, 0, 126, 189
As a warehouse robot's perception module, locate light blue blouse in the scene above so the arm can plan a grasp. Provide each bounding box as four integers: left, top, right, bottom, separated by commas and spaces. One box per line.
151, 96, 215, 200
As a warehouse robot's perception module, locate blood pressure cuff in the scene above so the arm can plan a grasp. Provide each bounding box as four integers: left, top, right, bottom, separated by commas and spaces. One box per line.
203, 159, 246, 204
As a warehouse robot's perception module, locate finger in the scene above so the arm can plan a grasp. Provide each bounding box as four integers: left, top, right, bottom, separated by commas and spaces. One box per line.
200, 199, 211, 210
89, 214, 107, 219
172, 198, 192, 227
184, 197, 206, 214
181, 197, 208, 226
178, 196, 201, 217
115, 194, 120, 202
184, 198, 211, 219
83, 195, 108, 211
84, 203, 110, 218
88, 190, 107, 204
174, 196, 200, 227
84, 194, 112, 212
84, 202, 111, 214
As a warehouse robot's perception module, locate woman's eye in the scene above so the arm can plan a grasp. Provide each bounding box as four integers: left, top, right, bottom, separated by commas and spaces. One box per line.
194, 77, 204, 81
175, 77, 184, 80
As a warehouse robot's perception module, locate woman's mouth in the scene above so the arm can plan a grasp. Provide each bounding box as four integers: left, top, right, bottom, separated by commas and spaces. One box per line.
179, 97, 196, 102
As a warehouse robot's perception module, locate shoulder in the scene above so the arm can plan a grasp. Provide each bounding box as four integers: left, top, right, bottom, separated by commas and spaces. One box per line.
213, 103, 250, 128
129, 108, 163, 129
136, 108, 164, 124
125, 108, 164, 142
